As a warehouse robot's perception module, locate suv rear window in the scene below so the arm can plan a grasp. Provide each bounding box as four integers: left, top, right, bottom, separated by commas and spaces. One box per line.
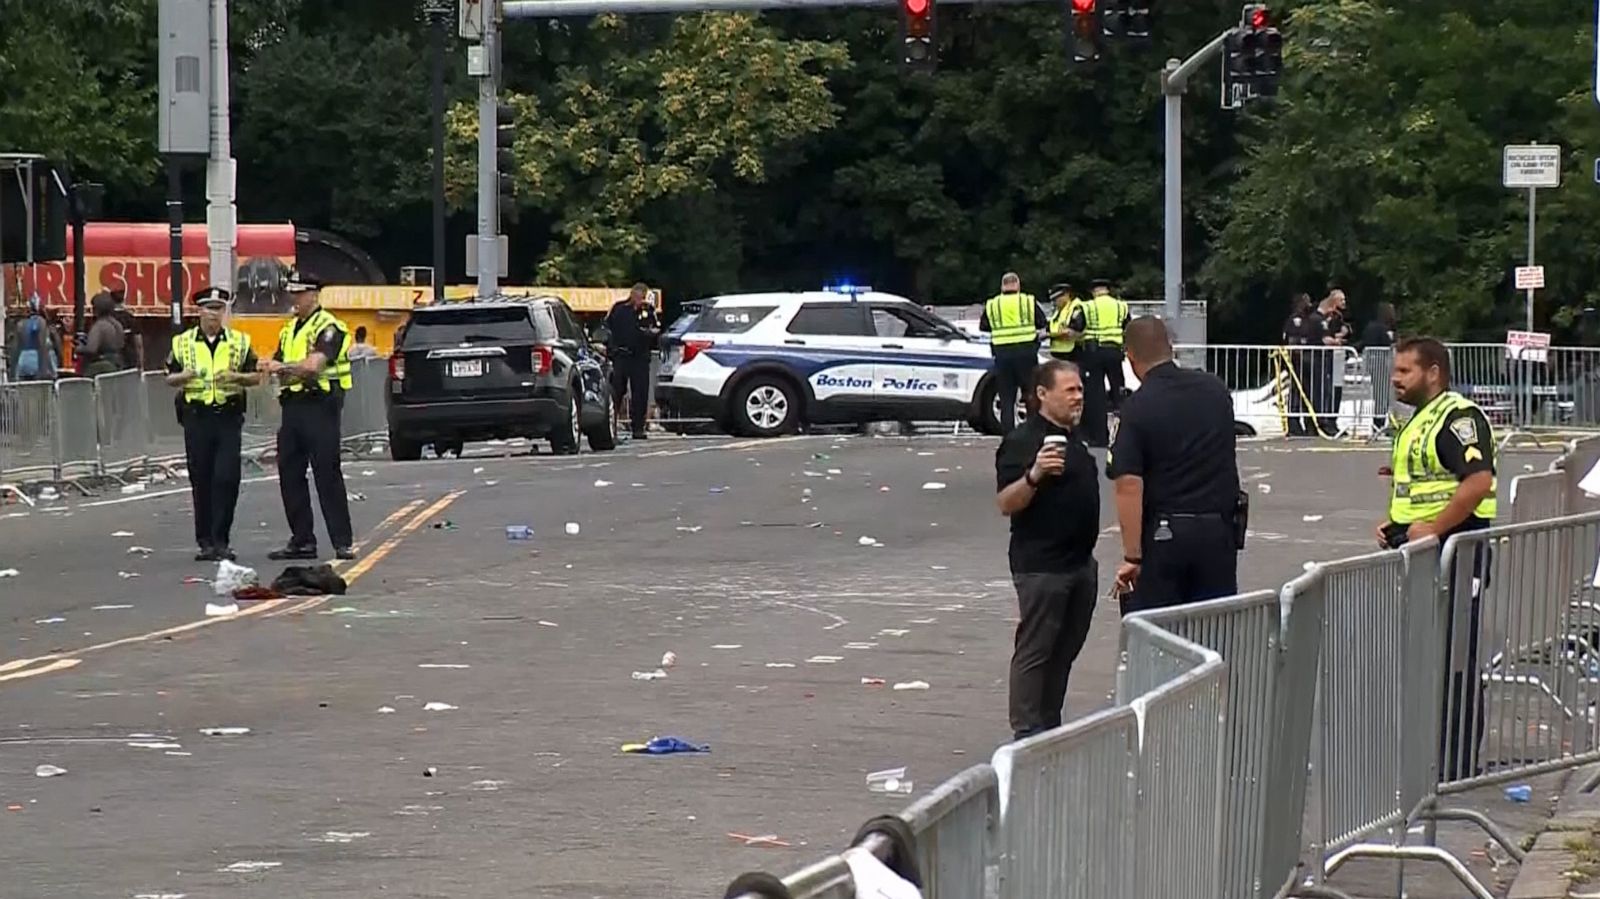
402, 306, 550, 347
694, 305, 776, 334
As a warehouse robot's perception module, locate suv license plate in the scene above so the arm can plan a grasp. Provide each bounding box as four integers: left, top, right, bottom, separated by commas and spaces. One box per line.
450, 359, 484, 378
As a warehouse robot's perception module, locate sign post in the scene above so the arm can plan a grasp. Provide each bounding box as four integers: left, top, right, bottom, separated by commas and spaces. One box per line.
1503, 143, 1561, 331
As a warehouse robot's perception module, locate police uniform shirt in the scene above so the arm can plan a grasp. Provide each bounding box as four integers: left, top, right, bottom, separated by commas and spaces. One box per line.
606, 301, 659, 356
1392, 401, 1496, 537
1359, 320, 1395, 349
1107, 361, 1239, 514
995, 416, 1100, 573
166, 332, 259, 416
1282, 314, 1312, 346
273, 311, 349, 394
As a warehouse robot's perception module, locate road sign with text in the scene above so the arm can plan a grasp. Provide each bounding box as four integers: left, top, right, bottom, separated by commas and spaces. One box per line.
1515, 265, 1546, 290
460, 0, 486, 40
1506, 330, 1551, 363
1504, 145, 1562, 188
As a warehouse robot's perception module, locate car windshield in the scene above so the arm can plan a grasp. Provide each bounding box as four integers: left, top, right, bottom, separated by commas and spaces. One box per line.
402, 306, 548, 347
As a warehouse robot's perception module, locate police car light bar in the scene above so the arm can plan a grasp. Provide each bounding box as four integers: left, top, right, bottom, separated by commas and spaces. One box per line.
822, 283, 873, 295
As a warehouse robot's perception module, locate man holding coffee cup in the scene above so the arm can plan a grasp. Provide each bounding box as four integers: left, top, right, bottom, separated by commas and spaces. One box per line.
994, 358, 1102, 741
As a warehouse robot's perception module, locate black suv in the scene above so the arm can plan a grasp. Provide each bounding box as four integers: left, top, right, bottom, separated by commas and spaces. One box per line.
386, 295, 616, 459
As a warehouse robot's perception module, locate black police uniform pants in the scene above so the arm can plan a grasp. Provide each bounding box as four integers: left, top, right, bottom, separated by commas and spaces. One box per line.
277, 395, 353, 550
1009, 562, 1098, 741
611, 353, 651, 434
1441, 546, 1491, 783
1122, 516, 1238, 615
1078, 347, 1110, 446
992, 347, 1038, 434
183, 410, 243, 550
1099, 345, 1126, 412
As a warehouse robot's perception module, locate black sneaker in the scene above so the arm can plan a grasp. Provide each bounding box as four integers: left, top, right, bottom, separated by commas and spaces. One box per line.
215, 546, 237, 562
334, 546, 356, 561
631, 430, 649, 440
194, 546, 218, 562
268, 544, 318, 561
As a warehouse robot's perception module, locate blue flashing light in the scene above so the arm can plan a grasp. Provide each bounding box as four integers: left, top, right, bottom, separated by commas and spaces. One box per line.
822, 282, 873, 296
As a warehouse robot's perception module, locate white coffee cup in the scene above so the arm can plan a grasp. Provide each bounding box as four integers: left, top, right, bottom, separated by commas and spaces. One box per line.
1042, 435, 1068, 449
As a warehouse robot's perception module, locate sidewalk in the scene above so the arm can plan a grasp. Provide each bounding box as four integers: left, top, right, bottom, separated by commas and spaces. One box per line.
1504, 764, 1600, 899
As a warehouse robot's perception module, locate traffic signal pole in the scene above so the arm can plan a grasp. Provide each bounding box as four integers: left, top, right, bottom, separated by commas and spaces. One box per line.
476, 3, 500, 298
1160, 29, 1231, 325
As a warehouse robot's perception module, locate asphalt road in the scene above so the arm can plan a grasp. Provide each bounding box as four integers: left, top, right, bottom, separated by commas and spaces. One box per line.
0, 433, 1553, 899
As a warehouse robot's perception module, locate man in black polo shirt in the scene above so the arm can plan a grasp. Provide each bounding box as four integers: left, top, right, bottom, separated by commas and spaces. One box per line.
995, 359, 1101, 741
605, 283, 661, 440
1109, 317, 1242, 614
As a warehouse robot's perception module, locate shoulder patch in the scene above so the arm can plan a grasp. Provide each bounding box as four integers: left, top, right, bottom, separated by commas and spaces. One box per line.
1108, 415, 1120, 446
1449, 416, 1479, 446
319, 325, 340, 344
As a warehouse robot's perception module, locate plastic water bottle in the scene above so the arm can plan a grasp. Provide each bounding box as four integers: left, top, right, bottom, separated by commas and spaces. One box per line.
1504, 784, 1532, 803
505, 525, 533, 540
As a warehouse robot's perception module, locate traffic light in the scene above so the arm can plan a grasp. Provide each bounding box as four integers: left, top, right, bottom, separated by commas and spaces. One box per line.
1123, 1, 1150, 38
1068, 0, 1099, 63
1253, 8, 1284, 95
495, 102, 518, 223
899, 0, 936, 74
1224, 4, 1282, 106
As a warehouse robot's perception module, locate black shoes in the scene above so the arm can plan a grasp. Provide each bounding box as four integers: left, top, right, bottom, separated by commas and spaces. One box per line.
334, 546, 356, 561
268, 543, 318, 561
195, 546, 217, 562
631, 430, 649, 440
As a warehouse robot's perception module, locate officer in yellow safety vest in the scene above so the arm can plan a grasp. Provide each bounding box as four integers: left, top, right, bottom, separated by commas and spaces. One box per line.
1376, 335, 1497, 782
166, 287, 262, 562
1046, 283, 1082, 362
258, 271, 357, 561
1073, 278, 1129, 447
981, 271, 1047, 434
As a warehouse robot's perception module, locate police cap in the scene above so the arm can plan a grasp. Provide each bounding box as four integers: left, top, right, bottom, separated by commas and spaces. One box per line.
1048, 283, 1073, 300
285, 270, 324, 293
192, 286, 232, 308
1090, 278, 1113, 290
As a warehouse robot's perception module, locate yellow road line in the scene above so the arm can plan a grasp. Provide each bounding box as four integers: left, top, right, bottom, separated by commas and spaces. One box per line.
0, 493, 461, 685
267, 490, 464, 618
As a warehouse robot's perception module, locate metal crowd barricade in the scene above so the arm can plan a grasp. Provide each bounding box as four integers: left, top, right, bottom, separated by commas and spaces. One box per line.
1562, 434, 1600, 515
142, 371, 187, 462
53, 377, 100, 484
1511, 469, 1569, 523
1118, 618, 1228, 899
341, 357, 388, 443
993, 705, 1138, 898
1437, 512, 1600, 794
0, 380, 60, 483
1173, 344, 1366, 440
94, 369, 150, 478
242, 382, 282, 457
895, 764, 998, 899
1133, 585, 1323, 899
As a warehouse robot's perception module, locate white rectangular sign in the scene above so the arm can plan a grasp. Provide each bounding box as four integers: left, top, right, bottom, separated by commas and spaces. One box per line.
1514, 265, 1546, 290
460, 0, 485, 40
1504, 145, 1562, 188
1506, 329, 1551, 363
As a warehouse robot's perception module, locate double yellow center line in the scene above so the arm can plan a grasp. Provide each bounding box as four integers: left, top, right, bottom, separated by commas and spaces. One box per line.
0, 490, 465, 686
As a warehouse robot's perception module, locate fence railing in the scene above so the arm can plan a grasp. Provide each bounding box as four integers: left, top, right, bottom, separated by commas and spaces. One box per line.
0, 358, 391, 496
720, 449, 1600, 899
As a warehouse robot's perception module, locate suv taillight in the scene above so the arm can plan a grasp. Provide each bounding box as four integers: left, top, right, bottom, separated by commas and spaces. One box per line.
682, 339, 714, 363
533, 346, 553, 375
389, 354, 405, 381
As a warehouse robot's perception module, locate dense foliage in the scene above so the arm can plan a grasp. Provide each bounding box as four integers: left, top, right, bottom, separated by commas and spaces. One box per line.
1, 0, 1595, 339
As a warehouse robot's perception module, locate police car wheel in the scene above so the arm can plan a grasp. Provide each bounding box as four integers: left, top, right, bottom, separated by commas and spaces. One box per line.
978, 382, 1028, 436
550, 389, 582, 455
585, 393, 618, 452
733, 376, 798, 437
389, 431, 423, 462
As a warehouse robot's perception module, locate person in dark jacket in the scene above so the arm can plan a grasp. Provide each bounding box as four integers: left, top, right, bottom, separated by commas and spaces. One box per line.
605, 283, 660, 439
83, 292, 127, 377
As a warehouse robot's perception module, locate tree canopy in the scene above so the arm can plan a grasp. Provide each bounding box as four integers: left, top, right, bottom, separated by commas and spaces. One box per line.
1, 0, 1596, 339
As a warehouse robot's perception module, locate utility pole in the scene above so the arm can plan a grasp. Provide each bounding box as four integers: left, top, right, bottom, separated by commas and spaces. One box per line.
474, 0, 501, 298
1159, 30, 1231, 325
206, 0, 237, 295
426, 0, 451, 302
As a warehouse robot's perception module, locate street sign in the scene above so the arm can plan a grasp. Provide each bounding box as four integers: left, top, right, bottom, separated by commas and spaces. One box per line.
460, 0, 485, 40
1506, 330, 1551, 363
1515, 265, 1546, 290
1504, 144, 1562, 188
465, 234, 509, 278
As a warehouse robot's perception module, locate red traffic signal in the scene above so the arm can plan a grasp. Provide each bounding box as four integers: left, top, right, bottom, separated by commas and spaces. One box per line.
905, 0, 930, 16
1071, 0, 1095, 12
1250, 6, 1270, 28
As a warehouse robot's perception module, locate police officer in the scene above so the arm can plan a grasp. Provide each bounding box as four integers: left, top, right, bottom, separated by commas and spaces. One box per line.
981, 272, 1047, 434
1109, 317, 1242, 614
1075, 279, 1130, 447
258, 271, 356, 561
1281, 293, 1316, 436
605, 282, 661, 440
995, 359, 1100, 740
1045, 283, 1081, 363
167, 287, 260, 562
1375, 336, 1496, 781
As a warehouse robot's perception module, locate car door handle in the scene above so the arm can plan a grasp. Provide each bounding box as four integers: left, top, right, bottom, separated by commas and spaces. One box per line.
784, 339, 806, 345
883, 343, 904, 349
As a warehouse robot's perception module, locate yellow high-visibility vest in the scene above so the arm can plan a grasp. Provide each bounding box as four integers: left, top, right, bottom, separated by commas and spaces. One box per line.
173, 327, 252, 407
1388, 391, 1497, 524
277, 308, 352, 393
985, 292, 1037, 346
1049, 300, 1080, 354
1083, 295, 1128, 346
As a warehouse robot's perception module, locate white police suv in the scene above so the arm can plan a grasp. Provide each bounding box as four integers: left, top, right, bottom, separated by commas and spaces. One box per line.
656, 288, 1029, 437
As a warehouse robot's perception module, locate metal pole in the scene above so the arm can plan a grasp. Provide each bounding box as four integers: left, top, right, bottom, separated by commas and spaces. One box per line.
166, 158, 185, 332
1526, 186, 1536, 331
430, 11, 448, 303
1162, 59, 1182, 324
206, 0, 236, 293
70, 184, 87, 359
475, 2, 499, 298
